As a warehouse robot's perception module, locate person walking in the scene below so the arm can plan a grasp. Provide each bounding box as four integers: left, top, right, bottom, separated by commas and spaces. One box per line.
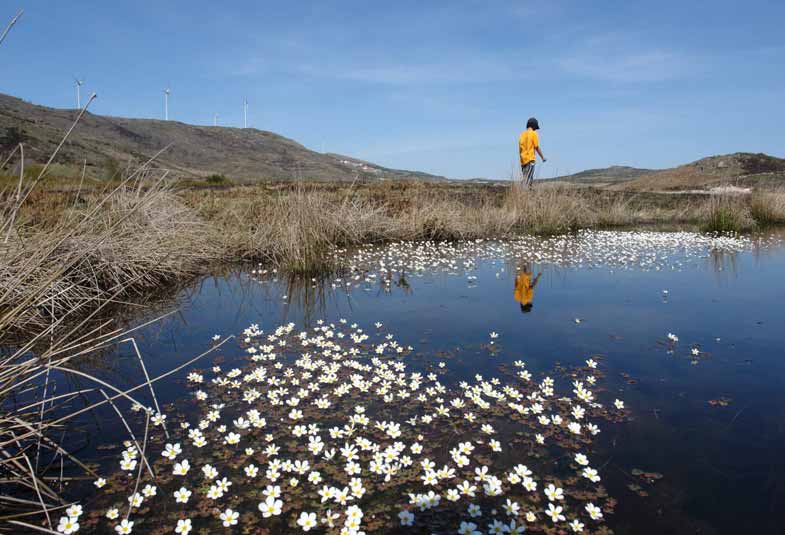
519, 117, 546, 188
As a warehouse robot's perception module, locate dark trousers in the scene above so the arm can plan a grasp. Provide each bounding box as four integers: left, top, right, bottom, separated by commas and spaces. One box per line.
521, 162, 535, 187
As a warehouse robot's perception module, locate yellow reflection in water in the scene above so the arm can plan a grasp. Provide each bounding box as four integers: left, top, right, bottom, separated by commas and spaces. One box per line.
514, 263, 541, 313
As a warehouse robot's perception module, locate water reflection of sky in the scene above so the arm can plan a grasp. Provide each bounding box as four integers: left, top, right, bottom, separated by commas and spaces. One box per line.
97, 237, 785, 535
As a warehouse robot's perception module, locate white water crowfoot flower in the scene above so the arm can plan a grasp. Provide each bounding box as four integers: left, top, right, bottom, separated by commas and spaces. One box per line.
459, 521, 482, 535
244, 464, 259, 478
161, 442, 182, 460
114, 519, 134, 534
546, 503, 566, 522
582, 467, 601, 483
128, 493, 143, 508
258, 496, 283, 517
570, 518, 585, 532
614, 399, 625, 410
219, 508, 239, 527
263, 484, 282, 499
503, 498, 520, 516
297, 511, 318, 531
202, 464, 218, 479
321, 510, 339, 527
173, 459, 190, 475
488, 519, 507, 535
173, 487, 192, 503
175, 519, 192, 535
57, 516, 79, 534
65, 504, 83, 518
585, 503, 604, 520
398, 510, 414, 526
544, 483, 564, 501
93, 477, 106, 488
151, 412, 166, 426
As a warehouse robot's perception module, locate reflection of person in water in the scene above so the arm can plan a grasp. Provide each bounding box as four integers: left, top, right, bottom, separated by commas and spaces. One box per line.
514, 264, 541, 313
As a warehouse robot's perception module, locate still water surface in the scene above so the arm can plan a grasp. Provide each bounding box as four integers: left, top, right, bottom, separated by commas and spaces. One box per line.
93, 232, 785, 534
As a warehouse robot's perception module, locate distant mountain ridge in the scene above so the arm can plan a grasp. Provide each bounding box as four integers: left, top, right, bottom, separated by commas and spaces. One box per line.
0, 93, 447, 182
547, 165, 656, 185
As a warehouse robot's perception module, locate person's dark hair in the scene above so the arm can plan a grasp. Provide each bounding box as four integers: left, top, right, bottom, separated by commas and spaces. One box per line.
526, 117, 540, 130
521, 303, 533, 314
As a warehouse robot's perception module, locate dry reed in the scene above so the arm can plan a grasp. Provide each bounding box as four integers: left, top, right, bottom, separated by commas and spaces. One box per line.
749, 190, 785, 227
698, 194, 756, 233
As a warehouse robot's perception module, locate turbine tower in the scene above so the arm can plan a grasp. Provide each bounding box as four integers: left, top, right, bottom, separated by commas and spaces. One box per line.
75, 78, 84, 109
163, 88, 171, 120
214, 114, 219, 127
243, 98, 248, 128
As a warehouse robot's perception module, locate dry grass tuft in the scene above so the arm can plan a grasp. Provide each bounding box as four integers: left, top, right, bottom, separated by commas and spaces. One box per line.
698, 194, 756, 233
503, 186, 592, 234
1, 176, 216, 333
749, 190, 785, 227
251, 185, 391, 273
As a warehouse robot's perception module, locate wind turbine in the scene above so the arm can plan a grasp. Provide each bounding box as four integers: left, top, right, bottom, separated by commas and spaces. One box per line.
75, 78, 84, 109
163, 87, 171, 120
243, 98, 248, 128
214, 114, 219, 126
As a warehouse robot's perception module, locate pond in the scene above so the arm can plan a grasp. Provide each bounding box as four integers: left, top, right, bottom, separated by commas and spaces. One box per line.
49, 230, 785, 535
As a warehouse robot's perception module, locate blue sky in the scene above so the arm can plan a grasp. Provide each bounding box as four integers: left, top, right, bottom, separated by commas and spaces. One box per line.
3, 1, 784, 179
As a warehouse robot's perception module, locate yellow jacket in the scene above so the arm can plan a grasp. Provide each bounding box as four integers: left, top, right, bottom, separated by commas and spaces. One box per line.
519, 130, 539, 165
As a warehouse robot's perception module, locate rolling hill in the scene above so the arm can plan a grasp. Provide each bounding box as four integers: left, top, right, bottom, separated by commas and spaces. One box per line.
0, 93, 447, 182
615, 153, 785, 191
546, 165, 656, 185
547, 154, 785, 191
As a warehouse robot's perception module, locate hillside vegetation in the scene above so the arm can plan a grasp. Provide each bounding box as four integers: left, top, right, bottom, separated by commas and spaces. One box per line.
547, 165, 656, 185
0, 93, 447, 182
617, 152, 785, 191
